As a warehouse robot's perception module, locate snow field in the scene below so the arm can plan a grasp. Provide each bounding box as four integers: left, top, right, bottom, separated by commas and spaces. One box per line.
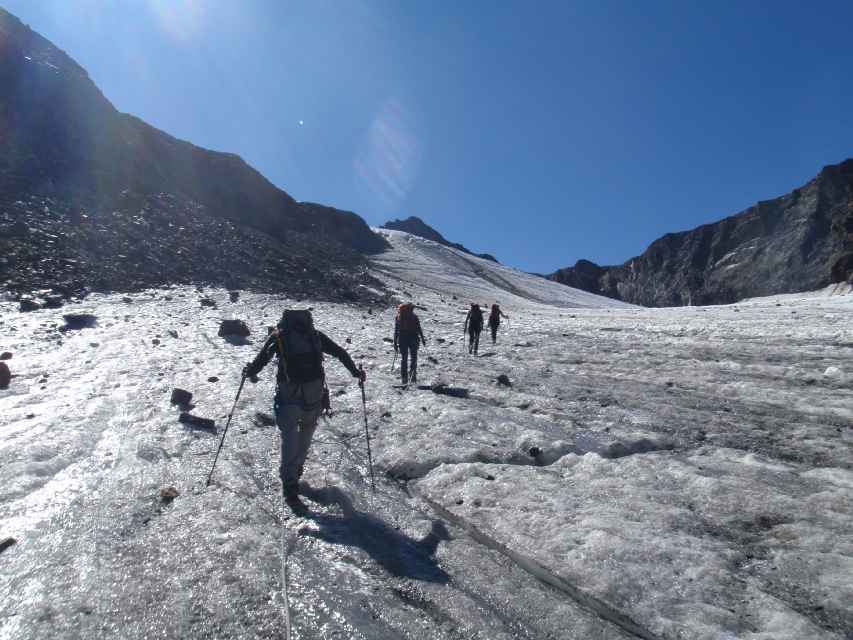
1, 229, 851, 639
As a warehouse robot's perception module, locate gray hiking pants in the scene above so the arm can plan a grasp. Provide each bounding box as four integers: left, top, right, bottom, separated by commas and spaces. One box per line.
274, 379, 324, 490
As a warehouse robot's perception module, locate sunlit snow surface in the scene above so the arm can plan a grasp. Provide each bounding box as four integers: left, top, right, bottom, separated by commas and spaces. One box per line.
1, 231, 851, 639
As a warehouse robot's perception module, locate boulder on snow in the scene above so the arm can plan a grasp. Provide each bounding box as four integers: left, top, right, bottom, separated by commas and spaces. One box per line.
19, 298, 41, 312
62, 313, 97, 330
43, 295, 64, 309
170, 388, 193, 406
0, 537, 17, 554
0, 362, 10, 389
218, 319, 250, 337
159, 486, 179, 503
823, 366, 844, 381
179, 413, 215, 430
228, 290, 240, 302
421, 383, 469, 398
200, 298, 216, 308
253, 411, 275, 427
0, 352, 11, 360
497, 374, 511, 387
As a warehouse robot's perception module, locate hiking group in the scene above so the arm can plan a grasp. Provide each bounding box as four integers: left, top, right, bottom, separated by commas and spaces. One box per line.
464, 302, 509, 354
232, 301, 509, 504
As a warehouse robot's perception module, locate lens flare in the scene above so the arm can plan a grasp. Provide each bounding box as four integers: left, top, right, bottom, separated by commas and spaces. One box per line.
354, 99, 421, 209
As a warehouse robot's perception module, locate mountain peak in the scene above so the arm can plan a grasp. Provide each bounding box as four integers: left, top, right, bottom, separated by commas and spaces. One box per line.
548, 157, 853, 305
381, 216, 499, 263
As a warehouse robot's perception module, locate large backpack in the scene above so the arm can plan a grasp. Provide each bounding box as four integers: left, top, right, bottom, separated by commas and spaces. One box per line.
397, 303, 418, 333
470, 304, 484, 329
277, 310, 324, 383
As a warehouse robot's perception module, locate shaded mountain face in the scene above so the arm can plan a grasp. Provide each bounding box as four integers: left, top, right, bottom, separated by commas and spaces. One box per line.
550, 160, 853, 306
0, 8, 387, 302
381, 216, 499, 263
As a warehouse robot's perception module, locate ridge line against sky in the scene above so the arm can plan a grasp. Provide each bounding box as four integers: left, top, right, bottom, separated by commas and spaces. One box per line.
4, 0, 853, 273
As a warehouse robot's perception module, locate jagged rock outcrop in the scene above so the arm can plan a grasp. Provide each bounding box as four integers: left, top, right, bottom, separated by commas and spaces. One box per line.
0, 8, 387, 301
381, 216, 499, 263
550, 159, 853, 306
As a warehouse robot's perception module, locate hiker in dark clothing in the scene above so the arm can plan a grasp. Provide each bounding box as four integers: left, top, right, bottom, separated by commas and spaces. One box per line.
464, 303, 484, 355
394, 303, 426, 385
487, 303, 509, 344
243, 309, 365, 501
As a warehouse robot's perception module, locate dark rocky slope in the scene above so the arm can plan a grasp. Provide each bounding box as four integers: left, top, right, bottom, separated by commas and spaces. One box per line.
0, 191, 385, 306
0, 8, 387, 303
549, 159, 853, 306
381, 216, 499, 263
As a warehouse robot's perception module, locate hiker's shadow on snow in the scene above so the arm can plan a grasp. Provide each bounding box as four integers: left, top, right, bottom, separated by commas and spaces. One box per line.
299, 484, 451, 584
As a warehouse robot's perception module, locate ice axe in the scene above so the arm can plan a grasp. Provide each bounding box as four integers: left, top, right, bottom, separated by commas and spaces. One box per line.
206, 373, 246, 486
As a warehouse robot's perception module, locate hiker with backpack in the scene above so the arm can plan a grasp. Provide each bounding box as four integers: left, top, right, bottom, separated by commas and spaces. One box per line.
463, 303, 484, 355
487, 303, 509, 344
243, 309, 365, 501
394, 302, 426, 385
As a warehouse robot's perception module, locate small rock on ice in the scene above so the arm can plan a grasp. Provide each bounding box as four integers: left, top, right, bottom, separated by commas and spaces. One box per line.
170, 388, 193, 406
823, 366, 844, 380
159, 487, 179, 502
218, 319, 250, 337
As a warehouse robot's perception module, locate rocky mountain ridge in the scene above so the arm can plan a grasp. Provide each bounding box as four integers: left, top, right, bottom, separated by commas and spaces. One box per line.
381, 216, 499, 263
0, 8, 387, 304
549, 159, 853, 306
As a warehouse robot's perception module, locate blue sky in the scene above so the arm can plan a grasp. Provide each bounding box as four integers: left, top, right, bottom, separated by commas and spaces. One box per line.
5, 1, 853, 273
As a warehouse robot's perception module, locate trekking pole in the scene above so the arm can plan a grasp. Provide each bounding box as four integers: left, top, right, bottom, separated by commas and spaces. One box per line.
358, 364, 376, 492
206, 373, 247, 486
391, 350, 397, 372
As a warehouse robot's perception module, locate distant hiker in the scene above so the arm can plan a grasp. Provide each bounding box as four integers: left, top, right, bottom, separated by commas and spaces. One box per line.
464, 303, 484, 355
394, 302, 426, 385
243, 309, 365, 501
487, 303, 509, 344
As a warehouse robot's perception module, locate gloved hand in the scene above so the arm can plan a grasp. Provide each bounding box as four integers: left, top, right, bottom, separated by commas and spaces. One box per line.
356, 367, 367, 383
242, 364, 258, 382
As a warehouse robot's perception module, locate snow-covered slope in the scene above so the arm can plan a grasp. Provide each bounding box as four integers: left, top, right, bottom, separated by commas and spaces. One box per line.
1, 239, 851, 639
372, 228, 634, 308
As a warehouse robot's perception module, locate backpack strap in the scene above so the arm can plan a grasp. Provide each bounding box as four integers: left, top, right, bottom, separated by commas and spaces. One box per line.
274, 330, 290, 383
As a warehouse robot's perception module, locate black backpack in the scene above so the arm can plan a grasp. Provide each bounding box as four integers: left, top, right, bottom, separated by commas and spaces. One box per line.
470, 305, 484, 329
277, 310, 324, 383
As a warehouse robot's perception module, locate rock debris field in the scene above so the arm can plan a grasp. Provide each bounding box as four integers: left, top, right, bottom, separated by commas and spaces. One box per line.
1, 230, 851, 640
